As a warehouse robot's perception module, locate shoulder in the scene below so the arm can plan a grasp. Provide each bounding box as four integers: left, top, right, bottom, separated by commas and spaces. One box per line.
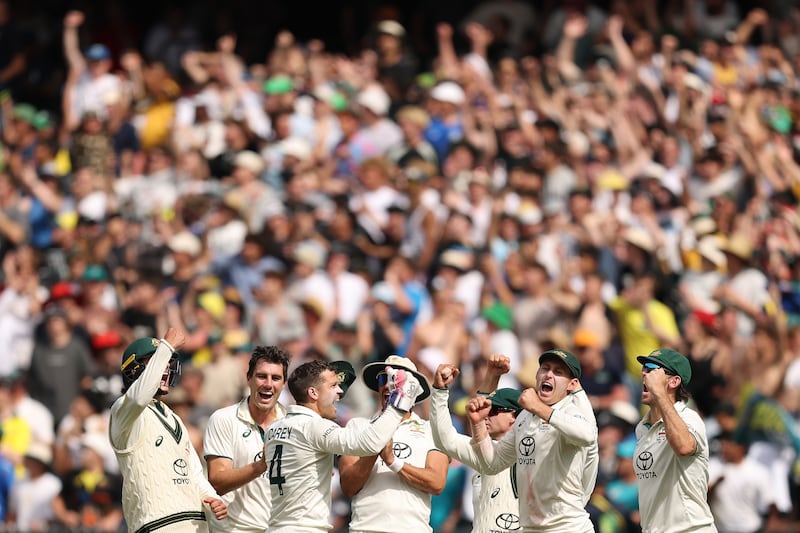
206, 404, 239, 429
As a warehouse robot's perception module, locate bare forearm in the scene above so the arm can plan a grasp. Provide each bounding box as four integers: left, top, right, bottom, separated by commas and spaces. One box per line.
208, 461, 267, 495
395, 461, 446, 495
63, 28, 85, 73
339, 455, 379, 497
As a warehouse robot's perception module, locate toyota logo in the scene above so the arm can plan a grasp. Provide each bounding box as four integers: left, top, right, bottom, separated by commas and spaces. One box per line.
496, 513, 520, 530
518, 436, 535, 457
636, 451, 654, 471
173, 458, 188, 476
393, 442, 412, 459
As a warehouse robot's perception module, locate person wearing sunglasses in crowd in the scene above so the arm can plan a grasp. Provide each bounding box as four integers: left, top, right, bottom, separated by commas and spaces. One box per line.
634, 349, 717, 533
429, 355, 523, 533
431, 352, 598, 532
338, 355, 449, 533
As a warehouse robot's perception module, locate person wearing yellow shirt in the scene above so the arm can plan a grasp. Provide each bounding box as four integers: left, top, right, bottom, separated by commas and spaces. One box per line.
0, 376, 32, 479
609, 273, 680, 402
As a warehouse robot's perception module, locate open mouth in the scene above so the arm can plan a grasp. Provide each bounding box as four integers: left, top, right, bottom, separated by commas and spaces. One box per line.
540, 382, 554, 393
258, 391, 274, 402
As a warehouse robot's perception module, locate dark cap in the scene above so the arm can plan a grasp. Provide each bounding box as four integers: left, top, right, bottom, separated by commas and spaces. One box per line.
481, 388, 522, 412
636, 348, 692, 384
539, 349, 581, 378
330, 360, 356, 399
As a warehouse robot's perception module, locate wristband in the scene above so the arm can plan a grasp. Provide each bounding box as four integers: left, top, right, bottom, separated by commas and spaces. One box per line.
388, 458, 405, 473
432, 384, 448, 390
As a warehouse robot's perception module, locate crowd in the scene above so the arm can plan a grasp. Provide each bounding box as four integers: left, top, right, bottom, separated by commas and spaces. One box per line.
0, 0, 799, 531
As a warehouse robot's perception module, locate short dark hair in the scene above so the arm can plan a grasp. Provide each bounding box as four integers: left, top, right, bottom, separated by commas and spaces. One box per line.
676, 383, 690, 403
247, 346, 291, 381
288, 360, 333, 403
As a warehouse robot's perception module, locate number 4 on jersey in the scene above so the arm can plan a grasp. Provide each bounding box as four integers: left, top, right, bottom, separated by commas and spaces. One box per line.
269, 444, 286, 495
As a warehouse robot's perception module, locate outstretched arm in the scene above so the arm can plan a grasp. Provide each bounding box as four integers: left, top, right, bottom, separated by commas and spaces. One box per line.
63, 11, 86, 76
109, 329, 185, 448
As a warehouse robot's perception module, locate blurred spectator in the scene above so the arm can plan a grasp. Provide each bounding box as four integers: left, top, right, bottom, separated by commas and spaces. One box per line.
6, 442, 60, 530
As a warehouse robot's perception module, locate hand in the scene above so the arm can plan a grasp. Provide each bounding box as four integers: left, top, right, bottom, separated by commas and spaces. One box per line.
386, 367, 422, 412
379, 439, 394, 464
203, 497, 228, 520
436, 22, 453, 41
747, 8, 769, 26
607, 15, 625, 37
518, 388, 545, 415
564, 14, 589, 40
433, 364, 460, 389
486, 354, 511, 376
163, 328, 186, 351
64, 10, 84, 28
466, 394, 491, 424
641, 367, 670, 401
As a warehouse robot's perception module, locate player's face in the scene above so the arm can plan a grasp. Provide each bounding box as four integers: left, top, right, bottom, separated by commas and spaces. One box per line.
248, 361, 285, 413
317, 369, 343, 420
485, 407, 516, 440
377, 371, 392, 411
536, 359, 576, 405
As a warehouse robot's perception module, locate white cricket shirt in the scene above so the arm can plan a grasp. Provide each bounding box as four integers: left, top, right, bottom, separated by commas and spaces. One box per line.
203, 397, 286, 532
265, 404, 403, 532
633, 401, 717, 533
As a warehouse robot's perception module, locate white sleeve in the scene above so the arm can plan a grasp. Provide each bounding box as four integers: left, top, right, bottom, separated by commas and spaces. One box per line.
547, 398, 597, 447
306, 407, 403, 456
430, 388, 515, 475
203, 409, 233, 460
239, 90, 271, 139
109, 340, 174, 448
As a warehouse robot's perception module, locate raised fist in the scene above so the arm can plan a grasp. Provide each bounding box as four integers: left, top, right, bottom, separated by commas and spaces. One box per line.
386, 367, 421, 412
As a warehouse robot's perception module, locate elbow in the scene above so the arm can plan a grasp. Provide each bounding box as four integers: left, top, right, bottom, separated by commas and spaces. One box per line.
675, 442, 697, 457
428, 479, 447, 496
207, 477, 229, 496
340, 483, 360, 499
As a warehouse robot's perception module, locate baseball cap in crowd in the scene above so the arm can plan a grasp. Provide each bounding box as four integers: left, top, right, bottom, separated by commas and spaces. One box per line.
234, 150, 265, 174
263, 75, 294, 95
330, 360, 356, 399
623, 226, 656, 254
81, 264, 108, 282
91, 330, 124, 351
596, 170, 629, 192
357, 85, 391, 116
539, 349, 581, 378
293, 240, 326, 269
573, 329, 601, 349
85, 43, 111, 61
362, 355, 431, 402
13, 103, 37, 124
430, 81, 465, 106
42, 304, 68, 322
721, 232, 753, 263
481, 301, 513, 330
168, 231, 202, 258
280, 137, 312, 161
636, 348, 692, 384
376, 20, 405, 37
24, 441, 53, 468
696, 236, 726, 268
480, 388, 522, 413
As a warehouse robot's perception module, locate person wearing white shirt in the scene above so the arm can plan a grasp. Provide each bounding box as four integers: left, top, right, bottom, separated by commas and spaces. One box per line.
339, 356, 448, 533
634, 349, 716, 533
7, 442, 61, 530
430, 355, 523, 533
265, 359, 423, 533
109, 329, 228, 532
432, 350, 598, 532
203, 346, 291, 532
708, 432, 776, 533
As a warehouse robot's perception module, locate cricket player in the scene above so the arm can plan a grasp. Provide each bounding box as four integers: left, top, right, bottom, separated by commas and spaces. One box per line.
431, 357, 522, 533
203, 346, 291, 532
634, 348, 717, 533
109, 329, 227, 532
265, 359, 422, 533
339, 355, 449, 533
433, 350, 598, 532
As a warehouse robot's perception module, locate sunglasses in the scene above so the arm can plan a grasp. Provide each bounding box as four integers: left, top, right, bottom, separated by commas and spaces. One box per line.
377, 372, 388, 387
489, 406, 516, 416
642, 362, 676, 376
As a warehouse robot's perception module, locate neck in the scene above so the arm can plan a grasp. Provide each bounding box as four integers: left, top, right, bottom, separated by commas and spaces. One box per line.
249, 399, 279, 428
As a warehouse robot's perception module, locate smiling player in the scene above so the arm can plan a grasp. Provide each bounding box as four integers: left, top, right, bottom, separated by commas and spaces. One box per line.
203, 346, 291, 532
265, 359, 423, 533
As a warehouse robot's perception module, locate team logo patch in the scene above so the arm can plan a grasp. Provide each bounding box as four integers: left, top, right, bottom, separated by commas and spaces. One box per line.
636, 451, 654, 471
173, 458, 188, 476
491, 488, 500, 498
518, 436, 535, 457
243, 429, 252, 438
392, 441, 412, 459
155, 435, 163, 447
495, 513, 520, 530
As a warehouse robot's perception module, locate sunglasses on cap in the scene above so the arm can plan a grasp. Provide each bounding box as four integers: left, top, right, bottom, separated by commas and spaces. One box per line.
642, 362, 675, 376
489, 406, 516, 417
